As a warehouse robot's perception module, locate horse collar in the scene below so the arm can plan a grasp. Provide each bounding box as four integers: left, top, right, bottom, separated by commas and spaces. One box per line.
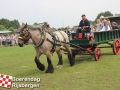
34, 31, 46, 48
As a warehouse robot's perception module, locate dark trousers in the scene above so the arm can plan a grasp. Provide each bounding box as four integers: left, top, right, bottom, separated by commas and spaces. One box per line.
76, 29, 89, 39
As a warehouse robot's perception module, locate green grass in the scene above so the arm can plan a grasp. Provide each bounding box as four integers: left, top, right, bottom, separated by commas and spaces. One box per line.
0, 44, 120, 90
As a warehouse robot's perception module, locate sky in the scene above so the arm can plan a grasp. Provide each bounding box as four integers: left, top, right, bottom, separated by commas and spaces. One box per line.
0, 0, 120, 28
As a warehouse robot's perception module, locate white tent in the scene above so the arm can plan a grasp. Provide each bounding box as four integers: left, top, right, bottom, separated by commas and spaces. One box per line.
0, 30, 12, 34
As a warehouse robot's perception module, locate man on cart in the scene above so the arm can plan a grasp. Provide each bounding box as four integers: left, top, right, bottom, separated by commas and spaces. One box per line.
76, 14, 90, 39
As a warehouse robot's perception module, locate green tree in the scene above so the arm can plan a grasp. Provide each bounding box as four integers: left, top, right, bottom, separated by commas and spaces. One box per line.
9, 19, 20, 29
95, 11, 113, 21
89, 20, 96, 26
43, 22, 48, 24
33, 22, 38, 25
0, 25, 6, 30
0, 18, 10, 28
50, 27, 56, 30
60, 27, 65, 30
0, 18, 20, 29
8, 27, 14, 31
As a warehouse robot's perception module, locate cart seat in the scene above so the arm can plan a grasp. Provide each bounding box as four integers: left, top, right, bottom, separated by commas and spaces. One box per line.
72, 33, 82, 39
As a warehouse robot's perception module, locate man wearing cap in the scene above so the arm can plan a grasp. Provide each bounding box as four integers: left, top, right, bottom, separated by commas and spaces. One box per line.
76, 14, 90, 39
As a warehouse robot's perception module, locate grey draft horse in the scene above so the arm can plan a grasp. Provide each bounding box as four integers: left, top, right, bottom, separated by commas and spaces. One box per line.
18, 23, 75, 73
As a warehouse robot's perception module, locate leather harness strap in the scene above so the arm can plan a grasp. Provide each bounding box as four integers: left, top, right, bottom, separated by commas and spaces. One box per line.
58, 31, 66, 42
28, 28, 46, 48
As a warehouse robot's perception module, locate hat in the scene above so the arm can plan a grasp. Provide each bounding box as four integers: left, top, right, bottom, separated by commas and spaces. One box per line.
112, 22, 117, 25
81, 14, 86, 17
100, 16, 104, 19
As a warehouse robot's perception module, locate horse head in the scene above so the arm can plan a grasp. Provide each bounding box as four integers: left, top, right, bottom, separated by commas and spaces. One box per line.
18, 23, 30, 47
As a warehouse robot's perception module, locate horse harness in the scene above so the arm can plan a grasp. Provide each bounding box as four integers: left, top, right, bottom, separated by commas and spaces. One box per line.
25, 26, 46, 48
46, 31, 61, 53
26, 27, 66, 53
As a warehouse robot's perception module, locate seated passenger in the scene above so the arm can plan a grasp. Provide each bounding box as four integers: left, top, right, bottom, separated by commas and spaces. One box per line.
96, 19, 102, 32
86, 26, 95, 42
112, 22, 119, 30
99, 16, 110, 32
104, 17, 112, 30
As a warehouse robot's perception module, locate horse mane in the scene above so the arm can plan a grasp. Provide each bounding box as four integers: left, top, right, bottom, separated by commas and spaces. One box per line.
28, 25, 42, 30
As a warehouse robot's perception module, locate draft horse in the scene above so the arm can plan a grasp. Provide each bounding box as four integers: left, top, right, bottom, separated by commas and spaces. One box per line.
18, 23, 75, 73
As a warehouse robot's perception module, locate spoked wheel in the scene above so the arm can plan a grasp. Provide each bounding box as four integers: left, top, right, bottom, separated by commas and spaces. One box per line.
112, 39, 120, 55
94, 48, 101, 61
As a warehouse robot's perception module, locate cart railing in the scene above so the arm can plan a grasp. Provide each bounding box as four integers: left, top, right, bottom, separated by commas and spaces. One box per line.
94, 29, 120, 44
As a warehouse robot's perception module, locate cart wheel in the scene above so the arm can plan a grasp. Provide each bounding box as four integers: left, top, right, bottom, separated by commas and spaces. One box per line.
112, 39, 120, 55
94, 48, 101, 61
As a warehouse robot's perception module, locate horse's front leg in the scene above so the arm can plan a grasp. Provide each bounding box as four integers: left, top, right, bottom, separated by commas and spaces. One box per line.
34, 52, 45, 71
45, 51, 54, 73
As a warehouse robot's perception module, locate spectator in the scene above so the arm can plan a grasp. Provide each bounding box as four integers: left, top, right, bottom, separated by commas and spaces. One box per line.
65, 27, 70, 40
0, 36, 2, 46
11, 34, 15, 45
2, 36, 6, 46
71, 29, 76, 39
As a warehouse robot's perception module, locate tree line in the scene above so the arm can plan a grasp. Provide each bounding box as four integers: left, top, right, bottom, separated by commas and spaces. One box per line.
0, 18, 20, 31
0, 11, 119, 31
89, 11, 114, 26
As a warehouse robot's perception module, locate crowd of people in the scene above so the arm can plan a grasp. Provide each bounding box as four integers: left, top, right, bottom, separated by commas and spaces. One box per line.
0, 34, 18, 46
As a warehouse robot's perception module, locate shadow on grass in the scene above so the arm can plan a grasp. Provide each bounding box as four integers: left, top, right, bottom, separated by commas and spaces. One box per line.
64, 52, 115, 65
64, 55, 94, 65
101, 52, 115, 55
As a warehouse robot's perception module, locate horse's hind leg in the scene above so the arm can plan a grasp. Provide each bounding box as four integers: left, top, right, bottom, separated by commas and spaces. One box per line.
45, 51, 54, 73
34, 52, 45, 71
56, 50, 63, 69
64, 45, 75, 66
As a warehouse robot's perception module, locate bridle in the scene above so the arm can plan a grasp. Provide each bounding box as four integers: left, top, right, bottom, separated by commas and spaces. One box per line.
19, 27, 31, 43
19, 26, 46, 48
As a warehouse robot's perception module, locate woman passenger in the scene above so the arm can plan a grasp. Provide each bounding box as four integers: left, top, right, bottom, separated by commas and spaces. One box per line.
96, 19, 102, 32
104, 17, 112, 30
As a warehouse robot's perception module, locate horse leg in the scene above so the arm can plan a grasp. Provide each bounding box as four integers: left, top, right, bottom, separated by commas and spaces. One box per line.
34, 52, 45, 71
56, 50, 63, 69
65, 45, 75, 66
45, 51, 54, 73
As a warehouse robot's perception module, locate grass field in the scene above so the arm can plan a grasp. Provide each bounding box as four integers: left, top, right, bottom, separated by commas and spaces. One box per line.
0, 44, 120, 90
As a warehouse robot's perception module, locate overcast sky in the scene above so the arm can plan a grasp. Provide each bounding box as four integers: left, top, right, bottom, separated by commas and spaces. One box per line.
0, 0, 120, 28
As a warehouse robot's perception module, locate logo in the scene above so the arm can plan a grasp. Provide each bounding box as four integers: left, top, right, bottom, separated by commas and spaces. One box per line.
0, 74, 12, 88
0, 74, 40, 89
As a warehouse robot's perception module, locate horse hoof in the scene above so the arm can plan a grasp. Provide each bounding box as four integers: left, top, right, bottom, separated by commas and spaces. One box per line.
45, 69, 54, 73
56, 65, 63, 69
70, 62, 75, 66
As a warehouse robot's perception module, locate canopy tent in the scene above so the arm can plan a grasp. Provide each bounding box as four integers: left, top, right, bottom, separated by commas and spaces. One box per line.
0, 30, 12, 34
